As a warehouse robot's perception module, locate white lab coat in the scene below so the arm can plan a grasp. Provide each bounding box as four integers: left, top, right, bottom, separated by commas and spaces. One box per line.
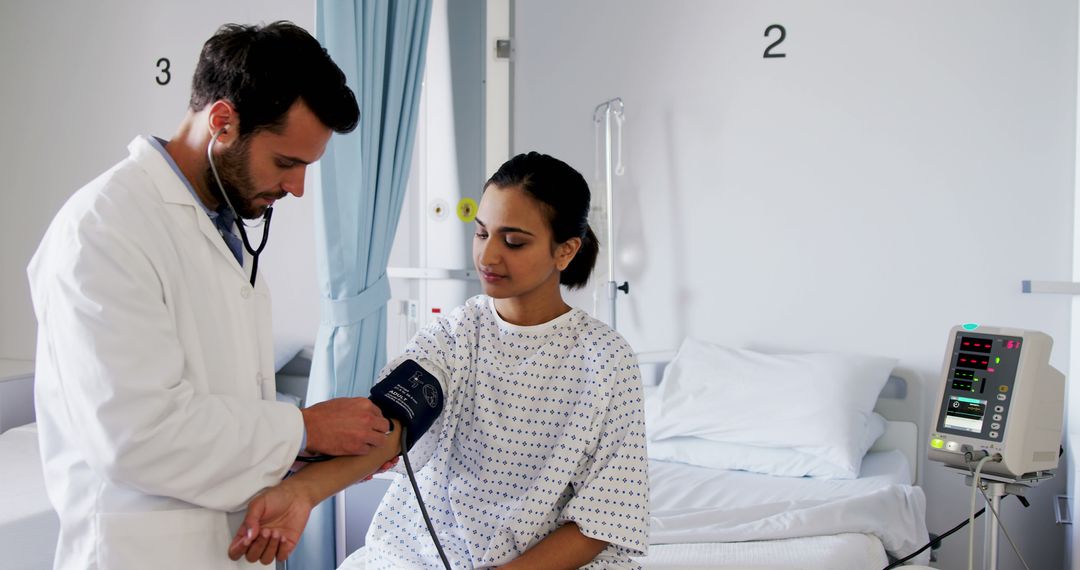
28, 136, 304, 570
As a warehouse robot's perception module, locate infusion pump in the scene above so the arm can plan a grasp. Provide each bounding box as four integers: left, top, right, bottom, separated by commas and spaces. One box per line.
928, 325, 1064, 478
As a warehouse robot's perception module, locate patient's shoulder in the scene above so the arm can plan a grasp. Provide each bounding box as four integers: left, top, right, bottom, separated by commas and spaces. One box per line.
571, 311, 635, 356
562, 315, 640, 400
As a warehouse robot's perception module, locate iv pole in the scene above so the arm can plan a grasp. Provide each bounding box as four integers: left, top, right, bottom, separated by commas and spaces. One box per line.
593, 98, 629, 329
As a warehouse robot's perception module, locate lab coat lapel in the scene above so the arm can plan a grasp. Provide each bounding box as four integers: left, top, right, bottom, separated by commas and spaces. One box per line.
127, 136, 249, 280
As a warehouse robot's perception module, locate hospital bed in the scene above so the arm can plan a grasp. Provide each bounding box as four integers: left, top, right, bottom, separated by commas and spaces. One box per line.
0, 423, 58, 570
0, 359, 58, 570
633, 344, 930, 569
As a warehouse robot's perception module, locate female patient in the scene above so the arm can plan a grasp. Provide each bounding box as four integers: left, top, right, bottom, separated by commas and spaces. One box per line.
229, 152, 649, 569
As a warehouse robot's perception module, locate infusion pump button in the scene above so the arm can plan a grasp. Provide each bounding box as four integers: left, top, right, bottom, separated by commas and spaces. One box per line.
930, 438, 944, 449
989, 431, 999, 438
990, 423, 1001, 430
945, 441, 962, 452
996, 394, 1007, 401
993, 414, 1002, 421
994, 405, 1004, 413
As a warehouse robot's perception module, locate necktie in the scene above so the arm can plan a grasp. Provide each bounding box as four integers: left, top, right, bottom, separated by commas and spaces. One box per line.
214, 207, 243, 265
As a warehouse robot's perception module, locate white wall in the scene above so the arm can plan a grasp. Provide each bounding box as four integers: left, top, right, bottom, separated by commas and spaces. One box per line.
0, 1, 320, 362
1070, 4, 1080, 563
513, 1, 1075, 569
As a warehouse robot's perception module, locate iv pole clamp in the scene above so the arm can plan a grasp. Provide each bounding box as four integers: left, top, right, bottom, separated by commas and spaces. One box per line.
593, 97, 629, 329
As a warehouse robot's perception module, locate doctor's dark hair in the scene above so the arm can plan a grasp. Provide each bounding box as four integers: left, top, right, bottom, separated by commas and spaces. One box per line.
188, 21, 359, 136
485, 152, 599, 290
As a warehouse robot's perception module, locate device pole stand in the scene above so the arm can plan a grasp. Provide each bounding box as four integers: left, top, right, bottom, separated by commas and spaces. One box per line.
984, 482, 1006, 570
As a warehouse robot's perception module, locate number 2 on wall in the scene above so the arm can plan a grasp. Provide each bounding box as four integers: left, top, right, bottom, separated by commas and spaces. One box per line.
763, 24, 787, 59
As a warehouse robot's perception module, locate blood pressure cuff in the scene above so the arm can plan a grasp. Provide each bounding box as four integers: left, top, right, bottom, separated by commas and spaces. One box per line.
368, 359, 444, 453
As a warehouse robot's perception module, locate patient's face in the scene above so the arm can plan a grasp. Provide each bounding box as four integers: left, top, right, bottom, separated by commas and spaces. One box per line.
473, 185, 563, 304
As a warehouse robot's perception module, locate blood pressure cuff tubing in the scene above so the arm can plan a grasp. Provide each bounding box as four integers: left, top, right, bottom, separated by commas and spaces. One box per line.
368, 359, 444, 453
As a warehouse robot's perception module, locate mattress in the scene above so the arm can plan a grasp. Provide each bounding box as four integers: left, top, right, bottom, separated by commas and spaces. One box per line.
0, 423, 58, 569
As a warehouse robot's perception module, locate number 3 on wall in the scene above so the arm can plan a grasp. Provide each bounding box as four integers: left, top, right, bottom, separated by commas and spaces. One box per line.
156, 57, 171, 86
763, 24, 786, 59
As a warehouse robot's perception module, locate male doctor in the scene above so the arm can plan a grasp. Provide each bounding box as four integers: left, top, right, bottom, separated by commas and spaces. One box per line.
27, 22, 390, 569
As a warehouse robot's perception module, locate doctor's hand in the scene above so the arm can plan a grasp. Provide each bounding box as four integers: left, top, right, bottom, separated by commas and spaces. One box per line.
228, 480, 313, 564
301, 397, 390, 456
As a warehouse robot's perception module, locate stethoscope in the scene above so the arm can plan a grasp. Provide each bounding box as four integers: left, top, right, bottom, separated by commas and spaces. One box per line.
207, 126, 273, 287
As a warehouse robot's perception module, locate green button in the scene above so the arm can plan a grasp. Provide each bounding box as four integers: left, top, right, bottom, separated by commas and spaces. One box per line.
930, 438, 945, 449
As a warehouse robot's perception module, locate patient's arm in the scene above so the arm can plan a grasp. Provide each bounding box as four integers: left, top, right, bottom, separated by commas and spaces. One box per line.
497, 522, 608, 569
227, 420, 402, 564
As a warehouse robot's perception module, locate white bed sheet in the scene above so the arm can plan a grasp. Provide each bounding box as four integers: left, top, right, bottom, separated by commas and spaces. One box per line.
637, 533, 889, 570
645, 451, 929, 567
0, 423, 58, 570
650, 449, 912, 514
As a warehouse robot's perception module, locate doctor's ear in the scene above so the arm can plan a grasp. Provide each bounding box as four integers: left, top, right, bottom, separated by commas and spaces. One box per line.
207, 100, 238, 140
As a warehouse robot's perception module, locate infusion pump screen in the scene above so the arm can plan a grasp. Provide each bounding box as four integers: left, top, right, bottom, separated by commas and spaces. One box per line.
935, 332, 1022, 442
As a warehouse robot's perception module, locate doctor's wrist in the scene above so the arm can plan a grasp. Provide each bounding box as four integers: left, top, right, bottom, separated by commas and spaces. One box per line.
298, 407, 322, 454
299, 408, 311, 451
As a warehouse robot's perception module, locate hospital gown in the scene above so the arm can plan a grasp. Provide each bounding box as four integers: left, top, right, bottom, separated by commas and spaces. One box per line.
342, 295, 648, 569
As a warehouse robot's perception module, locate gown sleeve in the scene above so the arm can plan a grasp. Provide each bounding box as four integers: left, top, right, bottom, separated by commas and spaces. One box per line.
559, 347, 650, 557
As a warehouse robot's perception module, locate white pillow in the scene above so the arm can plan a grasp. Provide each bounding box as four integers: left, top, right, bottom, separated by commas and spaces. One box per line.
646, 413, 887, 479
649, 339, 896, 478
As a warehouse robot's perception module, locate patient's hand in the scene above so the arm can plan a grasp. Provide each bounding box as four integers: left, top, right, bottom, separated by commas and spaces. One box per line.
227, 420, 404, 565
228, 480, 312, 564
226, 457, 399, 564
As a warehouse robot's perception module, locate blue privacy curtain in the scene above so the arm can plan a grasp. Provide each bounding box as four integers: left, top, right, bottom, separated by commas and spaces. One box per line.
295, 1, 432, 568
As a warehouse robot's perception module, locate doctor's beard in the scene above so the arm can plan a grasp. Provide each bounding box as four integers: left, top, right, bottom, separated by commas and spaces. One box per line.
204, 135, 262, 219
